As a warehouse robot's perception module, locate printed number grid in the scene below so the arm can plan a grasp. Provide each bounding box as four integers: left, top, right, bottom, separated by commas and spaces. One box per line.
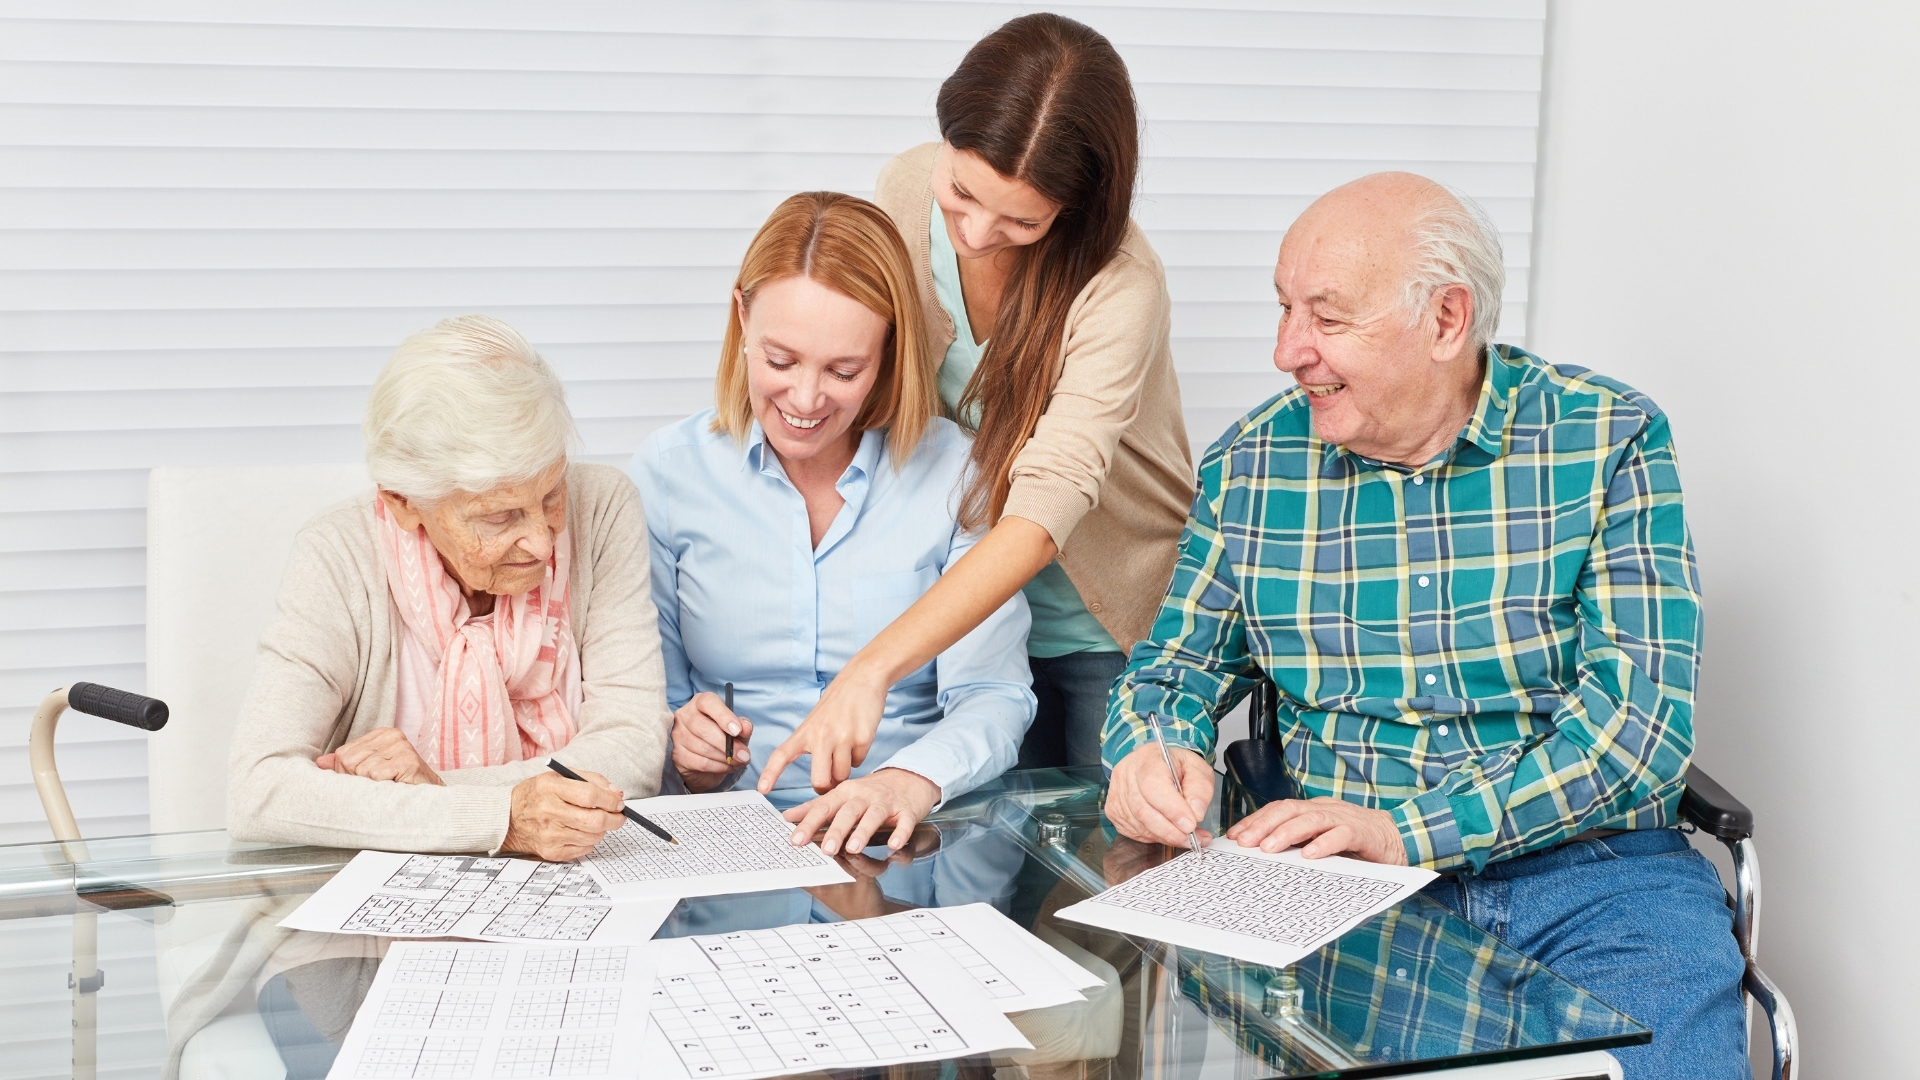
507, 988, 621, 1030
518, 947, 629, 985
652, 951, 964, 1076
375, 989, 496, 1031
391, 947, 510, 987
341, 856, 609, 940
1096, 850, 1402, 947
588, 803, 827, 884
491, 1033, 614, 1077
691, 910, 1019, 1002
355, 1034, 482, 1079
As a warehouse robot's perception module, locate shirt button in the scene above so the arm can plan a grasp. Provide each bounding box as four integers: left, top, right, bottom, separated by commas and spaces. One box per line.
1417, 576, 1430, 587
1423, 673, 1437, 686
1437, 724, 1450, 737
1412, 475, 1425, 486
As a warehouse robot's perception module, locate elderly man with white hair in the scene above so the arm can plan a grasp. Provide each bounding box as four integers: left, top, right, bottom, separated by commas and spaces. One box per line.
228, 314, 669, 862
1102, 174, 1747, 1077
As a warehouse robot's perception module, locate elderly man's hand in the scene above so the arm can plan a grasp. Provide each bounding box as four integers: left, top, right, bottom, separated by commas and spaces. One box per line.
501, 770, 627, 862
317, 728, 443, 786
1105, 744, 1216, 848
1224, 796, 1409, 864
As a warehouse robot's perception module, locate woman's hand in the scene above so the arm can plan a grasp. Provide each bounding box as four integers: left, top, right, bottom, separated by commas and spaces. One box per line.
671, 692, 754, 793
501, 770, 628, 862
757, 666, 890, 795
780, 767, 941, 855
317, 728, 444, 786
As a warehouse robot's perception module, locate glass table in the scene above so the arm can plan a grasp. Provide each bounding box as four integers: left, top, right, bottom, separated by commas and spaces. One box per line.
0, 768, 1646, 1079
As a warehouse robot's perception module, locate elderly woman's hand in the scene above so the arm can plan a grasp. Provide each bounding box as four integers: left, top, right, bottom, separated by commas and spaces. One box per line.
671, 692, 754, 793
501, 770, 627, 862
317, 728, 444, 786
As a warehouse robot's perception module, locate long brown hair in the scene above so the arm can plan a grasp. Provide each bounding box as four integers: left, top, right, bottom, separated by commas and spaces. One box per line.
940, 13, 1139, 527
712, 191, 938, 463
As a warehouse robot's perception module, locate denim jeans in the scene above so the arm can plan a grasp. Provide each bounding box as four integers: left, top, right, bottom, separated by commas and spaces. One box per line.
1018, 651, 1128, 769
1421, 828, 1751, 1080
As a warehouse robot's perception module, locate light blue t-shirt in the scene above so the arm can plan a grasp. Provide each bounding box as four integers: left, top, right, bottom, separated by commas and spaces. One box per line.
628, 411, 1036, 800
927, 199, 1120, 658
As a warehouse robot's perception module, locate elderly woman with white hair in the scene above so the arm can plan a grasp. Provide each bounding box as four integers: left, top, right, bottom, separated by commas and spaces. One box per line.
227, 314, 669, 861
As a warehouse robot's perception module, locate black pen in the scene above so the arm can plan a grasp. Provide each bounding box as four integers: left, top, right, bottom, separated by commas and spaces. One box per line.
547, 758, 677, 845
724, 682, 735, 766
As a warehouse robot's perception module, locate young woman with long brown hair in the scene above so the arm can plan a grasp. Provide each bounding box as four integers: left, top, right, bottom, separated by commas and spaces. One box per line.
759, 14, 1194, 795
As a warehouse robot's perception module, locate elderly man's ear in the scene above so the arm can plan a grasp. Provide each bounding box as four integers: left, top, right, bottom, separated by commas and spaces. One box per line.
1429, 283, 1476, 364
378, 488, 426, 532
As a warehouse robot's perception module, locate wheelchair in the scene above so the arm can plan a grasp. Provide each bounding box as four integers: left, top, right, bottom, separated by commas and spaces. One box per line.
1220, 678, 1798, 1080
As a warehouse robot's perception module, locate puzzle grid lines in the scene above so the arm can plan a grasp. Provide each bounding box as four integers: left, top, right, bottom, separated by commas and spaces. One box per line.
1096, 848, 1401, 946
588, 803, 826, 884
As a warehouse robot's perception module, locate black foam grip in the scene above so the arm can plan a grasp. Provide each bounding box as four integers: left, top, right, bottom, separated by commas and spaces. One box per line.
67, 682, 169, 731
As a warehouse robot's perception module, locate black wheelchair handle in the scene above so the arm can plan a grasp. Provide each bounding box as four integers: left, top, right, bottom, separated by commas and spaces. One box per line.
67, 682, 169, 732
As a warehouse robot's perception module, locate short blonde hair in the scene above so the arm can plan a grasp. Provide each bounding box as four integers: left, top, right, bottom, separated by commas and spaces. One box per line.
363, 315, 578, 502
713, 192, 937, 462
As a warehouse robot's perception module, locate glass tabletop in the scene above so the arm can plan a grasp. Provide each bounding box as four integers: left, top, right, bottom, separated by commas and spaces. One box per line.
0, 767, 1646, 1079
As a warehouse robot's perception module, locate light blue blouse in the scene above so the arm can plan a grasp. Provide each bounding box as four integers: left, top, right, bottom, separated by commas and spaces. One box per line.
627, 411, 1036, 801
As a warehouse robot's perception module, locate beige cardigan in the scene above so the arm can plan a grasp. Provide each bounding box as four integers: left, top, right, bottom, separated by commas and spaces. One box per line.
875, 144, 1197, 652
226, 463, 671, 852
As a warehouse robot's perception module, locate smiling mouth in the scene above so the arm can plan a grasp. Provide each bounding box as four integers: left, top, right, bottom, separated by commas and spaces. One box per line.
780, 410, 824, 430
1301, 382, 1346, 399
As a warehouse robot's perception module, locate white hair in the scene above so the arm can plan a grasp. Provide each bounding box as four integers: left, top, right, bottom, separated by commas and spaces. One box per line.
1400, 185, 1506, 351
363, 315, 577, 503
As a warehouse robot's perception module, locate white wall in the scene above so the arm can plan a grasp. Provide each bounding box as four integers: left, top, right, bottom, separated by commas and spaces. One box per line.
1529, 2, 1920, 1073
0, 1, 1546, 844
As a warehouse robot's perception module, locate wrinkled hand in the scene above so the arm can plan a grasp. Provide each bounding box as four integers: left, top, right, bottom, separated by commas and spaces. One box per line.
501, 770, 628, 862
1104, 744, 1215, 848
781, 768, 940, 855
758, 666, 889, 795
1224, 797, 1409, 864
1102, 833, 1177, 886
317, 728, 443, 786
671, 691, 754, 793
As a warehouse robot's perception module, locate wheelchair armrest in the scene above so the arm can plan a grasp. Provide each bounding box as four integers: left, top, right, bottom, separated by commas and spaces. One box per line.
1680, 764, 1754, 842
1223, 738, 1297, 808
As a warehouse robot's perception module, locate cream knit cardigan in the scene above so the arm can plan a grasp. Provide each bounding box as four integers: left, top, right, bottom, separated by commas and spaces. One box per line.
226, 463, 671, 852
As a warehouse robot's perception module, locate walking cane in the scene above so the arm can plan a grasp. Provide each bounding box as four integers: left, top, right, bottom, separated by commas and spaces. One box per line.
30, 682, 169, 1080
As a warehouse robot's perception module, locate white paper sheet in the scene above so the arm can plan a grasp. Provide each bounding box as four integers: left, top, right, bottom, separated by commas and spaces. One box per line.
579, 790, 852, 900
282, 850, 676, 946
682, 903, 1099, 1014
1055, 837, 1437, 969
643, 935, 1031, 1079
326, 940, 657, 1080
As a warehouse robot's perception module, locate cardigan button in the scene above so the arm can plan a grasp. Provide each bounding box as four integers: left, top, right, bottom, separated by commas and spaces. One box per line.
1088, 602, 1104, 613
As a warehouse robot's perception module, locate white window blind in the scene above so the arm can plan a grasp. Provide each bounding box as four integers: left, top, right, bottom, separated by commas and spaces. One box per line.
0, 0, 1545, 845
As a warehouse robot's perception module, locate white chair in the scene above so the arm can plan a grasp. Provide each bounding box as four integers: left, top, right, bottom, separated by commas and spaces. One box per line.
145, 463, 372, 833
144, 463, 371, 1080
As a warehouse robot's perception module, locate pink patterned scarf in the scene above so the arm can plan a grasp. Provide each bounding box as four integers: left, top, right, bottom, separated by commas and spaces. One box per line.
375, 496, 581, 770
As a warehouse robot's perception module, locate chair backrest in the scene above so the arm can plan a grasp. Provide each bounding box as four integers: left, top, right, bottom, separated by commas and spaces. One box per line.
145, 463, 372, 833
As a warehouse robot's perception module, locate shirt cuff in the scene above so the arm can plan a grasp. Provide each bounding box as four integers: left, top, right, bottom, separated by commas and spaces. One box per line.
1390, 788, 1469, 872
1100, 711, 1208, 777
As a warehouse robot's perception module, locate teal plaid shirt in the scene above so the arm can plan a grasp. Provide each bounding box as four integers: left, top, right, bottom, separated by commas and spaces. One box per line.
1104, 346, 1700, 873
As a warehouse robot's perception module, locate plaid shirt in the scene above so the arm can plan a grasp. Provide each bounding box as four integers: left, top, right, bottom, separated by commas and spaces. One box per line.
1104, 346, 1701, 873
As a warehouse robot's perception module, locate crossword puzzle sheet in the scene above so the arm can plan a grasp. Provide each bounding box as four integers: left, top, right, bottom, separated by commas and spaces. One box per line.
284, 850, 677, 946
686, 903, 1099, 1014
580, 790, 851, 900
1056, 842, 1436, 969
641, 936, 1030, 1080
326, 942, 657, 1080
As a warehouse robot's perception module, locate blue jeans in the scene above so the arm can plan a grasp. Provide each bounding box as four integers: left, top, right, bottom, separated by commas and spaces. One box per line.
1422, 829, 1751, 1080
1018, 651, 1127, 769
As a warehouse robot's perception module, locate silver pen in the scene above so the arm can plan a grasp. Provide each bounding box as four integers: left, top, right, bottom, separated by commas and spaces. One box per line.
1145, 712, 1202, 854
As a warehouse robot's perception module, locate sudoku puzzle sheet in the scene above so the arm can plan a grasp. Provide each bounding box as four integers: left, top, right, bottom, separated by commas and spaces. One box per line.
586, 802, 828, 884
339, 855, 610, 940
1094, 848, 1402, 946
691, 910, 1023, 1004
651, 947, 966, 1077
347, 945, 643, 1080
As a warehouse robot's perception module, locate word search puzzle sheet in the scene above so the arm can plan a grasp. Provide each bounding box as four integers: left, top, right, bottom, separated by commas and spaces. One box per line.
580, 790, 851, 900
1057, 841, 1435, 968
284, 851, 676, 946
327, 942, 656, 1080
642, 936, 1030, 1080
